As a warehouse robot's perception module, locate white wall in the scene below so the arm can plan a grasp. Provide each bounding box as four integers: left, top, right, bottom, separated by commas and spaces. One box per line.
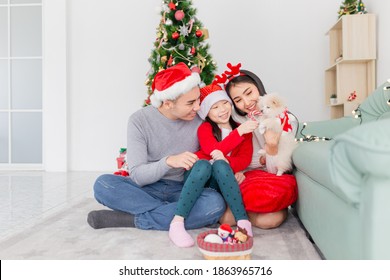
65, 0, 390, 171
369, 0, 390, 84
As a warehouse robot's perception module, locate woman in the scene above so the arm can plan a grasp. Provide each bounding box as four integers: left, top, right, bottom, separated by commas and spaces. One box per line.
220, 63, 298, 229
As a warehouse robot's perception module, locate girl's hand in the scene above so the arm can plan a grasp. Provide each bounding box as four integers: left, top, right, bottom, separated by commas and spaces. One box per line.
237, 120, 259, 136
235, 171, 246, 184
210, 150, 228, 163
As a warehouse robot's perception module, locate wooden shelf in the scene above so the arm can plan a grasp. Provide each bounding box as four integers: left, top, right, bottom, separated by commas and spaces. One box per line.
325, 14, 376, 119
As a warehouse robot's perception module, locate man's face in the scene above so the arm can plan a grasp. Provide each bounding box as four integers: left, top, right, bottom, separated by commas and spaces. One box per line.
166, 87, 201, 121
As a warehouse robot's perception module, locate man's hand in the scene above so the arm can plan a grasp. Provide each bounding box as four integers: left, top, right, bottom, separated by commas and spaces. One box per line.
210, 150, 228, 163
235, 171, 245, 184
166, 152, 198, 170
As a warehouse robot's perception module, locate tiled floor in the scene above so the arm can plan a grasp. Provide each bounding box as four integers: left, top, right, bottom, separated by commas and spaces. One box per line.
0, 171, 103, 241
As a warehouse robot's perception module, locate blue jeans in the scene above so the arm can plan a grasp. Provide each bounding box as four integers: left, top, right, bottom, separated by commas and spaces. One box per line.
93, 174, 226, 230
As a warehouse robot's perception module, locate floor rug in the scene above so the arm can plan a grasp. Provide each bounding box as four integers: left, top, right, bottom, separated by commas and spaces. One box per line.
0, 197, 322, 260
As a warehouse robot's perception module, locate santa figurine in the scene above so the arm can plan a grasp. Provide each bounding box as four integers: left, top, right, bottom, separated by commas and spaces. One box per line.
218, 224, 235, 244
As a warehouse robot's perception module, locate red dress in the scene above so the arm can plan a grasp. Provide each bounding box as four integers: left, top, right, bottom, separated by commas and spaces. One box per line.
239, 169, 298, 213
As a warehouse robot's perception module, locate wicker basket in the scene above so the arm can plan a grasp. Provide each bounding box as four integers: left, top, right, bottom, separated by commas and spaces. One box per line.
197, 229, 253, 260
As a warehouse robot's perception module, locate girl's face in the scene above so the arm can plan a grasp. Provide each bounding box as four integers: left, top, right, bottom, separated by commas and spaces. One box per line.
228, 82, 261, 114
207, 100, 232, 125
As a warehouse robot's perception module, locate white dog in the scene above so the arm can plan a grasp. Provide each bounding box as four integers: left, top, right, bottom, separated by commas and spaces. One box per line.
257, 93, 297, 176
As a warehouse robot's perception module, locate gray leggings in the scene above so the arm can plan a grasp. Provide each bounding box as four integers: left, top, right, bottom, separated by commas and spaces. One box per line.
176, 159, 248, 221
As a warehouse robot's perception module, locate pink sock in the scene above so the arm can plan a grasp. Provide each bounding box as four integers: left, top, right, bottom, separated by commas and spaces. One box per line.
237, 219, 253, 237
169, 221, 194, 248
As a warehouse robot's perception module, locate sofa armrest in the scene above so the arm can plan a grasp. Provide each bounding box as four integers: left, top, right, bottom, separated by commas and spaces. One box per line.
329, 118, 390, 206
298, 117, 359, 139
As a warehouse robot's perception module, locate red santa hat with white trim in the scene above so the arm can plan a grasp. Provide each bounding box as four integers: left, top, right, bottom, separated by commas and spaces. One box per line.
150, 62, 200, 108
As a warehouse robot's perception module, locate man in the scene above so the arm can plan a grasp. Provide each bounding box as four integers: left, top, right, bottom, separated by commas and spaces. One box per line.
87, 62, 226, 231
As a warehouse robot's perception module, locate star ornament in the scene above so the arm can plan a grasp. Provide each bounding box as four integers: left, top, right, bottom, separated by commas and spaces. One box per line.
179, 23, 189, 37
168, 1, 176, 10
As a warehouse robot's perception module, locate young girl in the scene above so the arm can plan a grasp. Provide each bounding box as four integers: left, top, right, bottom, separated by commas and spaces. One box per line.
169, 84, 258, 247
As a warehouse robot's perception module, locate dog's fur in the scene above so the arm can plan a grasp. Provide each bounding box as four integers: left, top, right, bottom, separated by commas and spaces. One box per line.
257, 93, 297, 176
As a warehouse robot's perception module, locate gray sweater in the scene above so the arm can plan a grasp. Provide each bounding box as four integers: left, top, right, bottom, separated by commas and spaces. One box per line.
127, 105, 202, 186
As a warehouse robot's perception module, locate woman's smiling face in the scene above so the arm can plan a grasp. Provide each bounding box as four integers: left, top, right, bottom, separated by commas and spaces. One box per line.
228, 82, 261, 114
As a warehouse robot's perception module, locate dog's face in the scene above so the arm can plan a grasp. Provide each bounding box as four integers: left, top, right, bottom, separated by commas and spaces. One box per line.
260, 93, 286, 118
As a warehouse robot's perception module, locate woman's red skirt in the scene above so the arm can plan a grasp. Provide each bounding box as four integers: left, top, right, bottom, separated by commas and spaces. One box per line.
240, 169, 298, 213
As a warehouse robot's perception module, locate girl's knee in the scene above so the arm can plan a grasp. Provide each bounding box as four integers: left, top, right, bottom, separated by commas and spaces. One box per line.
192, 160, 212, 175
212, 160, 233, 176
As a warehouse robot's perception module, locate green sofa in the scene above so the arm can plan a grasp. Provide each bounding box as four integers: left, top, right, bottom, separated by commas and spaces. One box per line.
292, 80, 390, 259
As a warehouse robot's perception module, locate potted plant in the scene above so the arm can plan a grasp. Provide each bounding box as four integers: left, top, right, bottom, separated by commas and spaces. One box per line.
330, 94, 337, 105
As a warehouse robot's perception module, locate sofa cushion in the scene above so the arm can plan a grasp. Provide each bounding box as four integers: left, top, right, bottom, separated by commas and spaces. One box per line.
329, 118, 390, 206
293, 141, 353, 205
359, 80, 390, 122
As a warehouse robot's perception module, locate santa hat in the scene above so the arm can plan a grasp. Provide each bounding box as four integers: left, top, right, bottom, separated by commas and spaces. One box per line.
197, 84, 232, 120
150, 62, 200, 108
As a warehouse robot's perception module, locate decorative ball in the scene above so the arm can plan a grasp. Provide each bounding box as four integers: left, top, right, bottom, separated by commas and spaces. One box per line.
172, 32, 179, 40
190, 46, 196, 55
191, 66, 201, 73
175, 10, 185, 21
204, 233, 223, 244
195, 30, 203, 38
178, 43, 185, 50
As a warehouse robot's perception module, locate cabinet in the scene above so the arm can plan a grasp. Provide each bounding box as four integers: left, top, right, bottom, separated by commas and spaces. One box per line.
325, 14, 376, 119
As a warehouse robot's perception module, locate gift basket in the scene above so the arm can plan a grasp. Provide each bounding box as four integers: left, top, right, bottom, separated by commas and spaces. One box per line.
196, 225, 253, 260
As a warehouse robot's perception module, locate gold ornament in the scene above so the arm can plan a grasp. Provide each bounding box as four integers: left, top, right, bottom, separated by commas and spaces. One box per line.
201, 28, 209, 40
196, 53, 206, 71
161, 56, 167, 63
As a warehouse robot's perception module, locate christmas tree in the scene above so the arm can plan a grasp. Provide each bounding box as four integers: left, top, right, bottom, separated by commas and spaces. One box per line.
144, 0, 217, 106
338, 0, 367, 18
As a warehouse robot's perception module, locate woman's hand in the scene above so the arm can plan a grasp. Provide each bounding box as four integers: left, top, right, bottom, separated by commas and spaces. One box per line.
237, 120, 259, 136
263, 117, 287, 155
264, 129, 281, 155
166, 152, 198, 170
210, 150, 228, 163
235, 171, 246, 184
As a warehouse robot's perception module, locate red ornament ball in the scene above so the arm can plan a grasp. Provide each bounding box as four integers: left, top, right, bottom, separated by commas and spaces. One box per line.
195, 30, 203, 38
172, 32, 179, 40
191, 66, 201, 73
175, 10, 185, 21
190, 46, 196, 55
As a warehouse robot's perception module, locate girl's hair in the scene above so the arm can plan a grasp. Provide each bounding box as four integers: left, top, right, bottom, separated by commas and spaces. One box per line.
205, 116, 238, 142
225, 70, 267, 116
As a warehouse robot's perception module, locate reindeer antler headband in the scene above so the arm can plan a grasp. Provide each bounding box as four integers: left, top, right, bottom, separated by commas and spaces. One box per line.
212, 63, 245, 87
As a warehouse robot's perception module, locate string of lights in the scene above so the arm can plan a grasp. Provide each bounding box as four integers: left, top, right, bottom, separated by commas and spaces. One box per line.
296, 122, 332, 142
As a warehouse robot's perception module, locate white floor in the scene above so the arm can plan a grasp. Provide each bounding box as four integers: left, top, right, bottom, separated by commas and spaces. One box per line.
0, 171, 322, 260
0, 171, 102, 241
